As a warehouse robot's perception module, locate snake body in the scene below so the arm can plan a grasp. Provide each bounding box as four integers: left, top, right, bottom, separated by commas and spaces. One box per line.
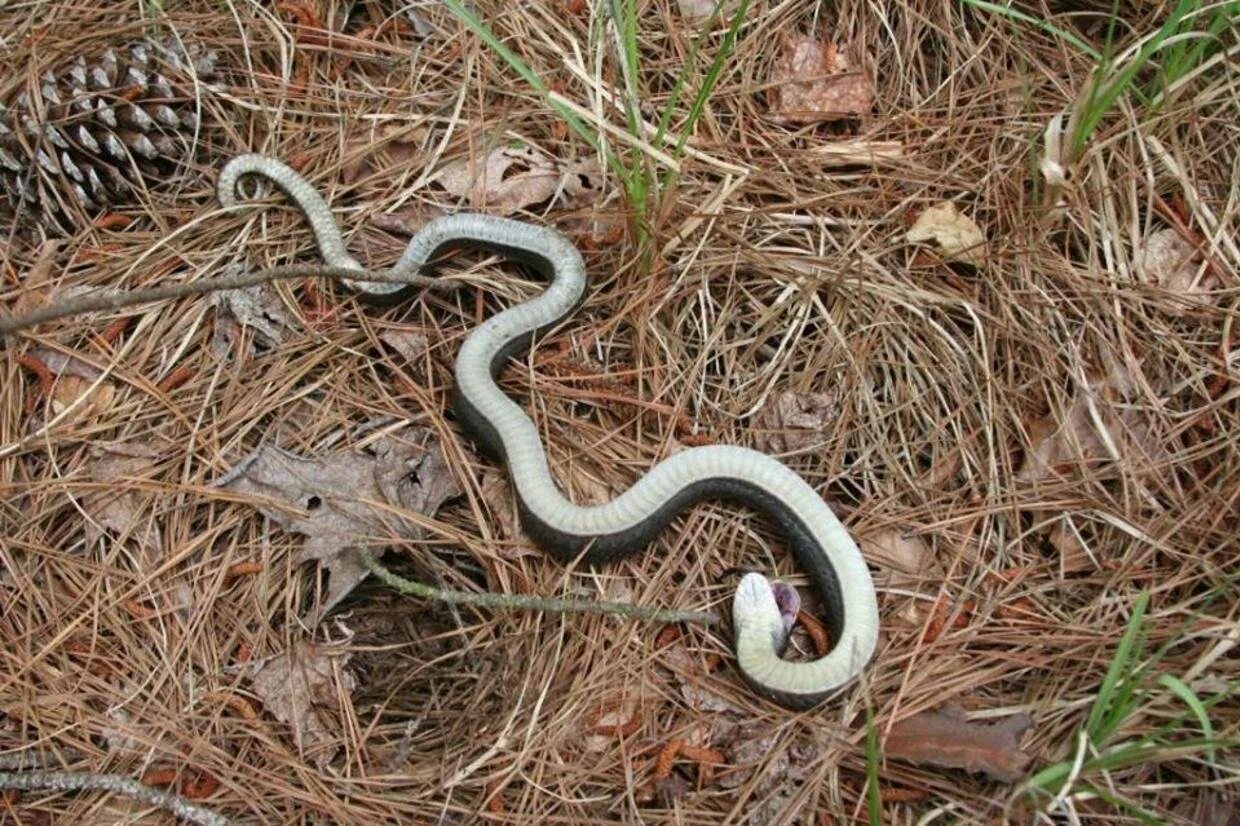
218, 154, 879, 709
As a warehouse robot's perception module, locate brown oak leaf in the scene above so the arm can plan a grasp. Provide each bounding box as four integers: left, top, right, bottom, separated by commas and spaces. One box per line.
885, 705, 1032, 782
217, 427, 461, 619
245, 640, 357, 768
769, 36, 874, 123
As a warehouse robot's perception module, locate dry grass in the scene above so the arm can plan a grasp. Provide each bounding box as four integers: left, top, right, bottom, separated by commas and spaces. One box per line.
1, 0, 1237, 823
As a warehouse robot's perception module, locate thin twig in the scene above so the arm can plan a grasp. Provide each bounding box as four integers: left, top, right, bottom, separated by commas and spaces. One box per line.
358, 553, 719, 626
0, 770, 232, 826
0, 263, 466, 339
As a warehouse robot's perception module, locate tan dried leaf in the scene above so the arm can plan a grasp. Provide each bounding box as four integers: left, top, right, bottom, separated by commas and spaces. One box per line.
582, 694, 641, 752
906, 201, 987, 267
677, 0, 731, 21
1018, 370, 1168, 484
217, 427, 461, 618
26, 347, 114, 425
885, 705, 1032, 781
1045, 516, 1096, 573
770, 36, 875, 123
340, 123, 427, 186
212, 275, 298, 358
1138, 228, 1218, 312
245, 640, 357, 768
477, 472, 539, 560
435, 146, 561, 214
560, 157, 606, 207
82, 443, 164, 566
754, 389, 842, 453
861, 528, 933, 587
378, 328, 430, 364
49, 374, 115, 422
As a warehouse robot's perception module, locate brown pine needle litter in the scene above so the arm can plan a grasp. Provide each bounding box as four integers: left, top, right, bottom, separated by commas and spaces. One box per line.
1, 1, 1237, 823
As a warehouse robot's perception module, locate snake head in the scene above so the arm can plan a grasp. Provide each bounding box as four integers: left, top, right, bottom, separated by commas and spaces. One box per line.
733, 572, 791, 655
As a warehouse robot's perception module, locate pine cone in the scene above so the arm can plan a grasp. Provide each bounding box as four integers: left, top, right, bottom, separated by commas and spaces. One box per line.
0, 39, 217, 225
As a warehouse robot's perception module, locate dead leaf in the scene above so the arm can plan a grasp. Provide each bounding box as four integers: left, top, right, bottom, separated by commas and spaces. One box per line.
434, 148, 605, 215
1138, 228, 1218, 312
81, 443, 164, 566
245, 640, 357, 768
906, 201, 987, 267
435, 146, 560, 214
677, 0, 734, 21
212, 276, 298, 359
13, 240, 61, 315
884, 705, 1032, 782
719, 728, 817, 823
217, 427, 461, 618
378, 328, 430, 365
861, 528, 934, 586
753, 389, 842, 453
49, 374, 115, 420
476, 472, 539, 561
559, 157, 606, 207
1017, 370, 1168, 484
769, 36, 875, 123
25, 347, 114, 425
582, 694, 642, 752
1044, 515, 1096, 573
341, 123, 427, 186
368, 204, 448, 237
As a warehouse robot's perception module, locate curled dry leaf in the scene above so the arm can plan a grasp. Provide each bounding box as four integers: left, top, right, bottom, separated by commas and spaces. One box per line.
378, 327, 430, 365
753, 389, 842, 453
435, 146, 558, 214
82, 443, 164, 567
1138, 228, 1218, 313
244, 640, 357, 768
583, 694, 642, 752
435, 147, 604, 215
25, 347, 115, 425
217, 427, 461, 618
769, 36, 875, 123
906, 201, 987, 267
211, 268, 298, 358
340, 123, 427, 186
1018, 368, 1168, 485
720, 728, 818, 823
884, 705, 1032, 782
677, 0, 738, 21
815, 140, 905, 167
860, 527, 934, 587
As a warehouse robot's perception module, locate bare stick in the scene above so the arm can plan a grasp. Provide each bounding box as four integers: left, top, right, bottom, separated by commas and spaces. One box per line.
358, 553, 719, 626
0, 263, 466, 339
0, 770, 232, 825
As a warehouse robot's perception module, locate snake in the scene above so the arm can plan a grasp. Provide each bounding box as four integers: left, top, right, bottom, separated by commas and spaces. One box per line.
218, 154, 879, 709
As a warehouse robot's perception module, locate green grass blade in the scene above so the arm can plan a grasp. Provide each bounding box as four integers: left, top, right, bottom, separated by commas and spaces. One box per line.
441, 0, 600, 155
670, 0, 749, 161
865, 707, 882, 825
960, 0, 1103, 60
1084, 591, 1149, 744
1071, 0, 1198, 153
1156, 673, 1215, 761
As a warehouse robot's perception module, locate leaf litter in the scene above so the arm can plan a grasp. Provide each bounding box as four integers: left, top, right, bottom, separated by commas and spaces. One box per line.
216, 426, 461, 619
906, 201, 987, 268
883, 705, 1033, 782
768, 35, 875, 123
434, 146, 604, 214
242, 639, 357, 768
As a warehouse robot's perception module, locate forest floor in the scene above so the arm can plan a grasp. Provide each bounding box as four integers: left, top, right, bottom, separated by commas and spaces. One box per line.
1, 1, 1236, 823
